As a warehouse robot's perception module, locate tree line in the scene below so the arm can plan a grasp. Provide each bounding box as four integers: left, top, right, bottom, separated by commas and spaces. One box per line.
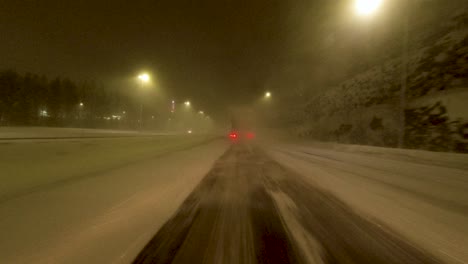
0, 69, 135, 128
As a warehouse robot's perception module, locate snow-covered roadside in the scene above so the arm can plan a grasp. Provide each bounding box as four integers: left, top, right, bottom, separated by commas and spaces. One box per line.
0, 139, 228, 264
0, 135, 217, 201
267, 143, 468, 264
0, 127, 140, 138
279, 140, 468, 169
0, 126, 188, 139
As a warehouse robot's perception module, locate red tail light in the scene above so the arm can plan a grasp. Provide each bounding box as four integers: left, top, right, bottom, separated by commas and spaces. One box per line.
229, 132, 238, 139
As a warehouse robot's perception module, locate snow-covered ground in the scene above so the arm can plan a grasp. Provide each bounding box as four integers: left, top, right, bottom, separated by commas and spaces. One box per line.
2, 132, 467, 263
0, 127, 185, 139
0, 136, 228, 263
0, 135, 219, 201
0, 127, 139, 139
268, 142, 468, 264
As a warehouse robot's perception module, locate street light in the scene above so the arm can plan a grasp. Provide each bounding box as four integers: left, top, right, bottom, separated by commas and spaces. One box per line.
184, 101, 191, 106
79, 102, 84, 107
199, 111, 204, 115
355, 0, 383, 16
137, 73, 151, 130
265, 91, 271, 98
138, 73, 150, 83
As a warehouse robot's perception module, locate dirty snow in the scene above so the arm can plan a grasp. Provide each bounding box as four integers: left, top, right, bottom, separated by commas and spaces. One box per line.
268, 142, 468, 264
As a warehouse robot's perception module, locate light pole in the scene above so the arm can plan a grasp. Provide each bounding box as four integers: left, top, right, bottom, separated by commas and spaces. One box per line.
78, 102, 84, 127
137, 73, 150, 131
398, 2, 409, 148
354, 0, 408, 148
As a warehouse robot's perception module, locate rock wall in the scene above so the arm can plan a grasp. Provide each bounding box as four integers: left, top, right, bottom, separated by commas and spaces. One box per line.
295, 11, 468, 152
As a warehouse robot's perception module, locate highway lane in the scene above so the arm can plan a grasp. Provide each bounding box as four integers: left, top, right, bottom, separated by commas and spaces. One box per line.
134, 143, 441, 264
269, 144, 468, 264
0, 137, 228, 264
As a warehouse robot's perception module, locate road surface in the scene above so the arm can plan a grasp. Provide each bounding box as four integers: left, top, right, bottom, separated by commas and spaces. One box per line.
133, 143, 441, 264
1, 135, 467, 263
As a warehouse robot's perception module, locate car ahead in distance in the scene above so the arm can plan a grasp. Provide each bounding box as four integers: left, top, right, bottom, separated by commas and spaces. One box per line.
228, 130, 255, 141
229, 107, 257, 142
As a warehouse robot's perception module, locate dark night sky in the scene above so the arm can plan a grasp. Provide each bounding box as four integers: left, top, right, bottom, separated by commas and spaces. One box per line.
2, 1, 465, 116
0, 0, 295, 114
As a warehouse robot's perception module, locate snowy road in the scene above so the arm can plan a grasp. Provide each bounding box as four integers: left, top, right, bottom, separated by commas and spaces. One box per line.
269, 143, 468, 264
1, 137, 467, 263
134, 143, 446, 264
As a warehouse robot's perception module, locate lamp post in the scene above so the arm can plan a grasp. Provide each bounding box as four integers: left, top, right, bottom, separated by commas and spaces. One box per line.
78, 102, 84, 127
137, 73, 150, 131
354, 0, 408, 148
398, 3, 409, 148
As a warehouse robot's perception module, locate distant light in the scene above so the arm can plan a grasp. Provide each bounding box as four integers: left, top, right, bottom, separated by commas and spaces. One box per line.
172, 100, 175, 104
199, 111, 204, 114
151, 115, 155, 119
138, 73, 150, 83
79, 102, 84, 106
265, 91, 271, 98
355, 0, 383, 16
229, 132, 238, 139
123, 111, 126, 114
187, 129, 193, 134
184, 101, 191, 106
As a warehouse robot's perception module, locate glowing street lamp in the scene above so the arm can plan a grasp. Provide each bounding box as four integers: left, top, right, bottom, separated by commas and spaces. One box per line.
138, 73, 150, 83
184, 101, 191, 106
355, 0, 383, 16
265, 91, 271, 98
79, 102, 84, 107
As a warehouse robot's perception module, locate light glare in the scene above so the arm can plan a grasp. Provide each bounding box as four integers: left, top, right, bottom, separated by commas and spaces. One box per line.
138, 73, 150, 83
355, 0, 383, 15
